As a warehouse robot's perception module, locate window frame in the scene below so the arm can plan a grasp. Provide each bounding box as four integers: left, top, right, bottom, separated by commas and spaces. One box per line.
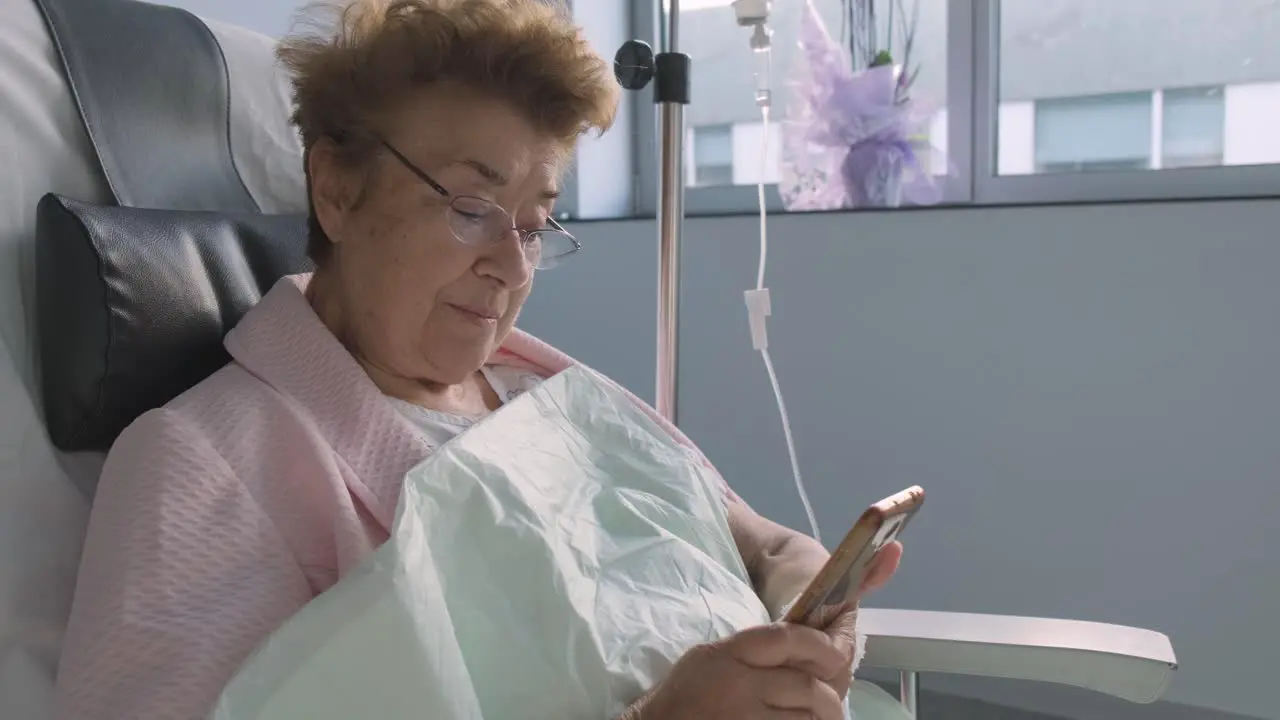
626, 0, 1280, 218
1159, 85, 1227, 170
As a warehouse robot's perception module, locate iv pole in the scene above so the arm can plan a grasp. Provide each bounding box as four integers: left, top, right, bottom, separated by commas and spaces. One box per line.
615, 0, 689, 425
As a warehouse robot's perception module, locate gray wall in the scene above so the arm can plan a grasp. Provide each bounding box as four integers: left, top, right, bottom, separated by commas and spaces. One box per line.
526, 199, 1280, 720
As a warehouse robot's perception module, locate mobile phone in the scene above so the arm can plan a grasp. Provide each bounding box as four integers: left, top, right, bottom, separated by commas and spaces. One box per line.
782, 486, 924, 627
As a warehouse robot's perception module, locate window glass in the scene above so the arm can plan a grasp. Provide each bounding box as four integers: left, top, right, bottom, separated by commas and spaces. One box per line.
1163, 86, 1226, 169
998, 0, 1280, 175
1034, 92, 1152, 174
692, 124, 735, 187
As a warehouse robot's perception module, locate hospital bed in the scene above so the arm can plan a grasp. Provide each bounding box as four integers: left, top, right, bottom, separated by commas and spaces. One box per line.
0, 0, 1177, 716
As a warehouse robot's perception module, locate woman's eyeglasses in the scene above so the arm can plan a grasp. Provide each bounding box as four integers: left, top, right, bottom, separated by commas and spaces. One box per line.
379, 139, 580, 270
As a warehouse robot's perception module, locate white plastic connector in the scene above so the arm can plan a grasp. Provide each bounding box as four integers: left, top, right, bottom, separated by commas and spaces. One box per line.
731, 0, 770, 26
744, 287, 772, 351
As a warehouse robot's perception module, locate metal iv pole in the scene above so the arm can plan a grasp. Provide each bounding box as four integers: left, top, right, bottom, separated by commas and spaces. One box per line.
615, 0, 689, 425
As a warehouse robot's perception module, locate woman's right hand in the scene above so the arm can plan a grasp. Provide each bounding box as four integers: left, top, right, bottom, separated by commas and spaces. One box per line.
627, 623, 849, 720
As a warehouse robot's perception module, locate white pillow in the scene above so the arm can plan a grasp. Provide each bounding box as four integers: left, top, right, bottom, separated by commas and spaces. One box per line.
0, 3, 303, 717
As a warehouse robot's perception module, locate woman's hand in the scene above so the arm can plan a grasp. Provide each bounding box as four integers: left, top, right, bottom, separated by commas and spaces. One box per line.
625, 624, 850, 720
859, 540, 904, 597
807, 541, 905, 698
725, 495, 907, 702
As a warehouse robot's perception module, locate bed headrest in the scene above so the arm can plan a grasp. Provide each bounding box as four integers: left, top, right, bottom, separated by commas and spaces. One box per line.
35, 0, 261, 212
37, 195, 311, 451
28, 0, 310, 452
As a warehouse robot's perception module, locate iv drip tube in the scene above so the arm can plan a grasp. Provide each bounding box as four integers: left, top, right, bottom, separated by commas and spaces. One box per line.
735, 4, 823, 544
747, 105, 823, 546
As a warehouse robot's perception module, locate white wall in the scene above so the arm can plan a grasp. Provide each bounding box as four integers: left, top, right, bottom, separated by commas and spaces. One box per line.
159, 0, 297, 36
730, 121, 782, 185
997, 102, 1036, 175
928, 108, 949, 176
1224, 82, 1280, 166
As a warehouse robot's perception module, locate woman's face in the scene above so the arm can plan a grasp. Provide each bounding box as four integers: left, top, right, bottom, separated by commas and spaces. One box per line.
310, 85, 563, 387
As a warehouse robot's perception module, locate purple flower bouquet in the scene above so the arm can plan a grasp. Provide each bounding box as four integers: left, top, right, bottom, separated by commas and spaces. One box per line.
779, 0, 949, 211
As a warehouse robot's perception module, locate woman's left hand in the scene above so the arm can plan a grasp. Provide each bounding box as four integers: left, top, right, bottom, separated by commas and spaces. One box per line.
812, 540, 903, 699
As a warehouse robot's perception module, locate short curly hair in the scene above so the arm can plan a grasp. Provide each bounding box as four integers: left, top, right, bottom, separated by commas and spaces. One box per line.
277, 0, 619, 264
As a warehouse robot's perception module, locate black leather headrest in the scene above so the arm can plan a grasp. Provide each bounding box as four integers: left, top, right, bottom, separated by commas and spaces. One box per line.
34, 0, 261, 213
37, 195, 312, 451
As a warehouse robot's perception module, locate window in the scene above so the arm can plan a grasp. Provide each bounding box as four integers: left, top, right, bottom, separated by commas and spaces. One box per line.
1031, 93, 1153, 174
691, 125, 734, 186
983, 0, 1280, 203
1162, 86, 1225, 169
636, 0, 1280, 215
1021, 86, 1227, 174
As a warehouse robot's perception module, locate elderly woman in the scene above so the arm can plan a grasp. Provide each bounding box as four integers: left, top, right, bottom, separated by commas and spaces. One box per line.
52, 1, 904, 718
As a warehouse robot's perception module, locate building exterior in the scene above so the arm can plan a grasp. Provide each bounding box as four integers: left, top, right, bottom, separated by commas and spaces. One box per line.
683, 0, 1280, 187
